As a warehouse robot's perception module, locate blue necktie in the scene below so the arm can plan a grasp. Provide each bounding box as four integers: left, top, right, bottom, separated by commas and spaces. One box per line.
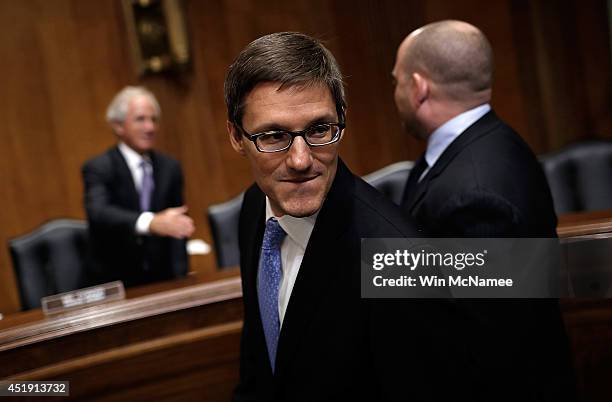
258, 218, 286, 373
139, 160, 154, 211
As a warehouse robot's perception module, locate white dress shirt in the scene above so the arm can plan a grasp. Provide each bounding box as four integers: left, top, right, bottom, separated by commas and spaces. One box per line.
117, 142, 154, 234
420, 103, 491, 181
263, 198, 318, 327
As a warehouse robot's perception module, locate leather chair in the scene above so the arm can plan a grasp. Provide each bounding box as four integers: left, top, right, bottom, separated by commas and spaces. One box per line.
540, 140, 612, 214
9, 219, 89, 310
208, 192, 244, 268
363, 160, 414, 205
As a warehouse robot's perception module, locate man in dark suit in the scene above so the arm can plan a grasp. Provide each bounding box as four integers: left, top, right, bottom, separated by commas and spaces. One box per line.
226, 32, 460, 401
82, 86, 194, 287
393, 20, 576, 400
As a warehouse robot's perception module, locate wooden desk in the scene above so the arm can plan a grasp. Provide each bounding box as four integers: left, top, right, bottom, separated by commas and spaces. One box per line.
0, 270, 243, 401
558, 208, 612, 238
3, 210, 612, 401
556, 209, 612, 402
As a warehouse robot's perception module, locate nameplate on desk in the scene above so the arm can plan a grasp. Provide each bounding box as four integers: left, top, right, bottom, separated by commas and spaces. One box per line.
41, 281, 125, 316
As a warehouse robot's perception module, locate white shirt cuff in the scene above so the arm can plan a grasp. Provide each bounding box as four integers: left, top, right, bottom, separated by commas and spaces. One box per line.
135, 212, 155, 235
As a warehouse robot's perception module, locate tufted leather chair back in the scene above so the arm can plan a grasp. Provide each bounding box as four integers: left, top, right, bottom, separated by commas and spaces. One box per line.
9, 219, 89, 310
540, 140, 612, 214
363, 161, 414, 206
208, 193, 244, 268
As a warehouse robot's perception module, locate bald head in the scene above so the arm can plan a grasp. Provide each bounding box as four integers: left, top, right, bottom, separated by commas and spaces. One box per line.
397, 20, 493, 102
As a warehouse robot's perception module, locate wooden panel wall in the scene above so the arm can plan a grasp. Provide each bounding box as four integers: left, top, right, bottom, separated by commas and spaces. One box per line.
0, 0, 609, 313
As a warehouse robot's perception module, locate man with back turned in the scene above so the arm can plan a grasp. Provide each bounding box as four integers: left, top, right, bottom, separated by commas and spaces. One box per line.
393, 20, 576, 401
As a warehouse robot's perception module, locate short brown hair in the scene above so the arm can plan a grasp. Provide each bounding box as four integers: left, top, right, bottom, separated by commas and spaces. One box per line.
224, 32, 346, 125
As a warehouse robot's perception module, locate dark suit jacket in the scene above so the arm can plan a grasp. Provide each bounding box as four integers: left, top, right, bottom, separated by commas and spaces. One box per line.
401, 111, 576, 401
234, 159, 464, 402
82, 146, 188, 287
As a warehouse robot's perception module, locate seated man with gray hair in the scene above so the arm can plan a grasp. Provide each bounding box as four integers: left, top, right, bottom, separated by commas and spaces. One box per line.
82, 86, 194, 287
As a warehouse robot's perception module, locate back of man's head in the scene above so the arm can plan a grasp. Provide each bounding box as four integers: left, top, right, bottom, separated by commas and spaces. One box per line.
224, 32, 346, 126
402, 20, 493, 103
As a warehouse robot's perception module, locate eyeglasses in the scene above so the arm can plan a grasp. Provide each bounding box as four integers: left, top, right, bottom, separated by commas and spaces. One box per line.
238, 122, 345, 153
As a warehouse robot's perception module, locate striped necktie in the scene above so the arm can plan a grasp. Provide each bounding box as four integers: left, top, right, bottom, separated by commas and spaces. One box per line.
139, 159, 154, 211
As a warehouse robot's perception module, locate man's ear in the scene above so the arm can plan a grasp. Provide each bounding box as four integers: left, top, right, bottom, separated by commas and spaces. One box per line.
111, 122, 124, 138
411, 72, 429, 107
228, 121, 246, 156
339, 107, 347, 141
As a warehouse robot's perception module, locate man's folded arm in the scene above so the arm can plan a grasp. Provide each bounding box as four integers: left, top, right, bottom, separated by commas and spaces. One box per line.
436, 189, 522, 236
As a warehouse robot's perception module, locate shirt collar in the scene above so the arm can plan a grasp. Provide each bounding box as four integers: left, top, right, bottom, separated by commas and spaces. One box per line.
425, 103, 491, 169
118, 142, 151, 169
265, 197, 318, 250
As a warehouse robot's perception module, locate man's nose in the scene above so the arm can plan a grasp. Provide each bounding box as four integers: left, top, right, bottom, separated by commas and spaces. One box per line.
144, 118, 157, 131
285, 136, 313, 172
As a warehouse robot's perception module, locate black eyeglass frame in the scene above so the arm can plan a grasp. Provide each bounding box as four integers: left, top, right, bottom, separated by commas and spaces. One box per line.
237, 122, 346, 153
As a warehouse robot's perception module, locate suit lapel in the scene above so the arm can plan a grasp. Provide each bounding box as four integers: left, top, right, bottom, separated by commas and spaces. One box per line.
274, 159, 354, 378
239, 186, 270, 372
243, 188, 266, 312
406, 111, 502, 215
111, 147, 140, 210
406, 172, 432, 215
402, 155, 430, 215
